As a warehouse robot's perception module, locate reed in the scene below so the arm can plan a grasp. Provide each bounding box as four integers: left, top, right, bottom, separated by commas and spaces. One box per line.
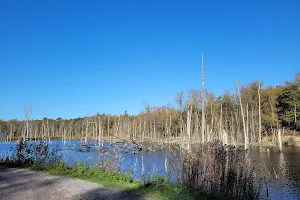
179, 142, 260, 199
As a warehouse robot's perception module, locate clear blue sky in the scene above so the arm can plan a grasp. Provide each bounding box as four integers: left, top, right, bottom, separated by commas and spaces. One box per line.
0, 0, 299, 120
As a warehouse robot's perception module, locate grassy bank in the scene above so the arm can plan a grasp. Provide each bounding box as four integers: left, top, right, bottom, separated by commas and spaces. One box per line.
0, 139, 202, 200
0, 161, 201, 200
46, 165, 203, 200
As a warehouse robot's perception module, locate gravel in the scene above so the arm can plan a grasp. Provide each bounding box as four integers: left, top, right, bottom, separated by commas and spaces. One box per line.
0, 166, 144, 200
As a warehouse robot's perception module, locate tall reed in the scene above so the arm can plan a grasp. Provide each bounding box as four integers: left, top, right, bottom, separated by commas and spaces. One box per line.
180, 142, 260, 199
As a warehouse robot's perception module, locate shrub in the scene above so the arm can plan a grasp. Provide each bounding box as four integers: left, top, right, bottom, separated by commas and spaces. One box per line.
1, 139, 61, 168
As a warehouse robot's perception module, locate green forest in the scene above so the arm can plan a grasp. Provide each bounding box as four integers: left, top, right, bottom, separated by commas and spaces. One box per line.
0, 74, 299, 147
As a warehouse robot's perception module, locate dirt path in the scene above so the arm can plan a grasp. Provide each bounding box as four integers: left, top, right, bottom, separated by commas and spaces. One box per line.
0, 166, 144, 200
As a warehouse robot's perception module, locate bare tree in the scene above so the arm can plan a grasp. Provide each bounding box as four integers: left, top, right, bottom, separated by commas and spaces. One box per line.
175, 92, 184, 138
278, 129, 282, 152
201, 54, 205, 143
236, 81, 248, 149
41, 109, 50, 143
258, 81, 262, 144
24, 103, 32, 140
187, 106, 192, 145
84, 117, 91, 144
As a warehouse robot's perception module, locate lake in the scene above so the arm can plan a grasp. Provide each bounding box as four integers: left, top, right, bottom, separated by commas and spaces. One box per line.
0, 140, 299, 199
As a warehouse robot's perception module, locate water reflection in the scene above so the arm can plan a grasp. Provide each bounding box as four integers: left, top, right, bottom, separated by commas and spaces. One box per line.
250, 146, 300, 199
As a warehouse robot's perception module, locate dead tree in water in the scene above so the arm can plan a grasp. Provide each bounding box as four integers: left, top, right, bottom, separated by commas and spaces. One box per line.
201, 54, 205, 143
107, 116, 111, 143
175, 92, 184, 139
41, 110, 51, 143
219, 103, 223, 141
258, 81, 262, 144
24, 104, 32, 140
278, 129, 282, 152
236, 80, 248, 149
186, 106, 192, 149
84, 117, 90, 145
97, 115, 103, 146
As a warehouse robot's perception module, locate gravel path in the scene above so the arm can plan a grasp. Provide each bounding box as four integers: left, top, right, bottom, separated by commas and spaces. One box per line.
0, 166, 144, 200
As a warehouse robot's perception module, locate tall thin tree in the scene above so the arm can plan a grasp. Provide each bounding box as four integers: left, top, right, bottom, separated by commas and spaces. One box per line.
258, 81, 262, 144
24, 103, 32, 140
201, 54, 205, 143
236, 80, 248, 149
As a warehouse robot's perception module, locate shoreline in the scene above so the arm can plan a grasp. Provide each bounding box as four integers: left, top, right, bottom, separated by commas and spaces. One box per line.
2, 135, 300, 148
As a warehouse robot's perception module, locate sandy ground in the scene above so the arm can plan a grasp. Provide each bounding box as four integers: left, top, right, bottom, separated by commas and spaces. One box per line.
0, 166, 144, 200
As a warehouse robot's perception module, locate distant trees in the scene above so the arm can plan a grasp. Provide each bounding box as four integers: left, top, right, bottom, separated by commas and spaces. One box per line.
0, 120, 8, 135
261, 86, 280, 131
0, 73, 299, 146
277, 74, 300, 131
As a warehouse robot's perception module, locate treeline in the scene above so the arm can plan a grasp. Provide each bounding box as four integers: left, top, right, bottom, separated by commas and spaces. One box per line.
0, 74, 299, 146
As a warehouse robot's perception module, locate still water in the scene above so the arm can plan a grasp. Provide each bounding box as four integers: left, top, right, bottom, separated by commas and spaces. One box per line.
0, 140, 299, 200
250, 146, 300, 199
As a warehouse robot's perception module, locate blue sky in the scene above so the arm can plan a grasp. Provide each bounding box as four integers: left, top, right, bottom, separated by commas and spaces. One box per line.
0, 0, 299, 120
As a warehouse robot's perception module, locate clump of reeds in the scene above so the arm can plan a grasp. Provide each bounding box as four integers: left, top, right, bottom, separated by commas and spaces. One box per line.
180, 141, 260, 200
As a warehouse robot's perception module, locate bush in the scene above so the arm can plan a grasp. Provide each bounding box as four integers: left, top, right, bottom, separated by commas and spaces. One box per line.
1, 139, 61, 168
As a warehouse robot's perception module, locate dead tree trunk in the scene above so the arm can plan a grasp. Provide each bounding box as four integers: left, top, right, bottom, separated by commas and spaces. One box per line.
236, 80, 248, 149
24, 104, 32, 140
201, 54, 205, 143
219, 103, 223, 142
246, 103, 249, 143
98, 116, 102, 146
278, 129, 282, 152
46, 118, 50, 143
107, 117, 111, 143
84, 117, 90, 145
187, 107, 192, 144
258, 81, 262, 144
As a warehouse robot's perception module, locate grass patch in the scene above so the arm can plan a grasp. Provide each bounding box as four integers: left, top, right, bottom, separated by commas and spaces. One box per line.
43, 162, 139, 189
24, 162, 205, 200
136, 176, 203, 200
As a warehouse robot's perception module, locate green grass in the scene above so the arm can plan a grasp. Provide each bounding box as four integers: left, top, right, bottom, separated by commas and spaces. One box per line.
20, 162, 204, 200
136, 176, 203, 200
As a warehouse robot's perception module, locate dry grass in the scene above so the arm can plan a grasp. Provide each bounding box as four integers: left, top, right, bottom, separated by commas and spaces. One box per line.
177, 142, 260, 200
261, 134, 300, 146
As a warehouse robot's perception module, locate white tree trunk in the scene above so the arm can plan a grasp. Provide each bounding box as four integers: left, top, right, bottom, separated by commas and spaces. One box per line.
201, 54, 205, 143
258, 81, 262, 144
278, 129, 282, 152
236, 80, 248, 149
